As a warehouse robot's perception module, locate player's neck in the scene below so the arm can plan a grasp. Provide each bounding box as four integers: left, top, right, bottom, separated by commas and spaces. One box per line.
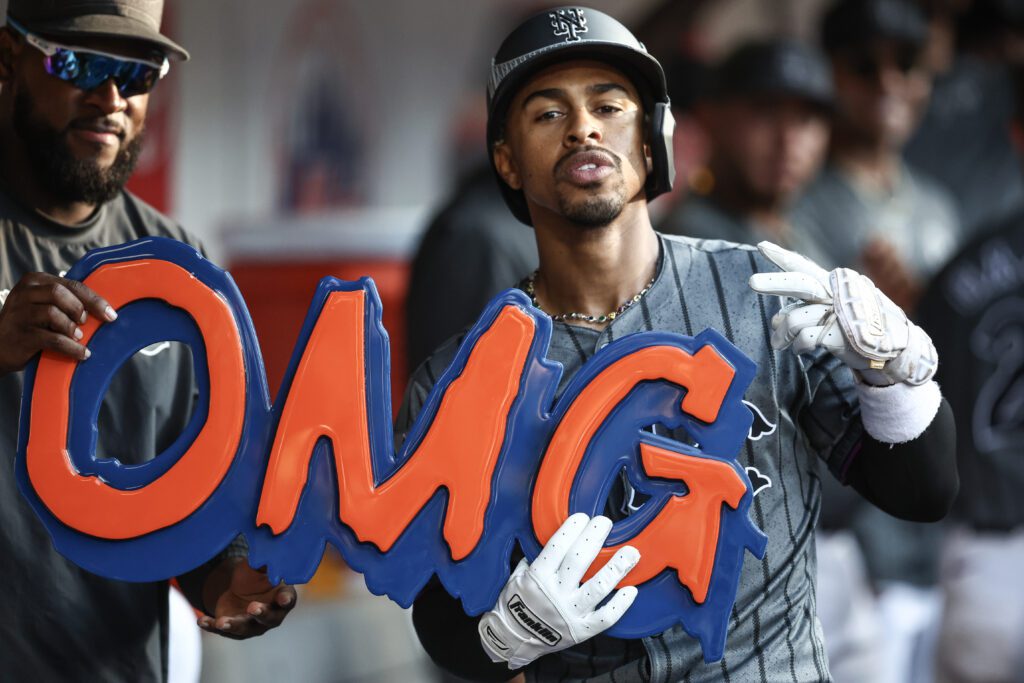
530, 202, 659, 330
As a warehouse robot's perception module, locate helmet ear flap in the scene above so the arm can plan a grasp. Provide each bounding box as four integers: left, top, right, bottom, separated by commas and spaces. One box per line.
645, 102, 676, 199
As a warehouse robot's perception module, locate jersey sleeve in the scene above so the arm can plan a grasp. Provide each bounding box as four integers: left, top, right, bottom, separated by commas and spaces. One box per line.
795, 348, 864, 482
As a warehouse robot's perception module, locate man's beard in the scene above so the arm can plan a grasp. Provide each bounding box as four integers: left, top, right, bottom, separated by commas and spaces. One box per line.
556, 184, 627, 227
554, 149, 628, 228
13, 89, 143, 206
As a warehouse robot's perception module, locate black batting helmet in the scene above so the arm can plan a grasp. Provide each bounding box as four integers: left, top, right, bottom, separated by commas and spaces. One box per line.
486, 6, 675, 226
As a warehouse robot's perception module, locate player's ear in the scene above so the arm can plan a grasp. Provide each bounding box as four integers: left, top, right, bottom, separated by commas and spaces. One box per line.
493, 141, 522, 191
642, 114, 654, 174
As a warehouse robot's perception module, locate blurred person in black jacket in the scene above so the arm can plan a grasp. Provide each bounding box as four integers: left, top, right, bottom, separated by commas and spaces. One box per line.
916, 63, 1024, 683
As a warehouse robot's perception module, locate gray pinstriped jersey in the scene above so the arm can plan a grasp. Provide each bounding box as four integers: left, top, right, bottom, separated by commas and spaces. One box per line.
399, 234, 862, 682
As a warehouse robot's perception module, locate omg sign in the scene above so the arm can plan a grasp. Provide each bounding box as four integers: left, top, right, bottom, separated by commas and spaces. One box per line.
16, 238, 766, 662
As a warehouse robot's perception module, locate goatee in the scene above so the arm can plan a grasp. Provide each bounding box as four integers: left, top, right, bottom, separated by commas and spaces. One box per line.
13, 89, 143, 206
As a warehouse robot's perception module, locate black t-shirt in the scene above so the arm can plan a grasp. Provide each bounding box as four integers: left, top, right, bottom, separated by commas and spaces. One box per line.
918, 213, 1024, 530
0, 184, 203, 682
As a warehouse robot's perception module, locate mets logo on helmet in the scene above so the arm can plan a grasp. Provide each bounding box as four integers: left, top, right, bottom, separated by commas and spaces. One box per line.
550, 8, 587, 42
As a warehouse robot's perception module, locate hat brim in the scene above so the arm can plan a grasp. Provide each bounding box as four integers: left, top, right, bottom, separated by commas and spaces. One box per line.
10, 13, 189, 61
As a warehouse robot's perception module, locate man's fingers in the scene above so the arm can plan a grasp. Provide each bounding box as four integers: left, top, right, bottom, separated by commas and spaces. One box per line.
34, 329, 90, 360
61, 278, 116, 322
756, 241, 831, 282
206, 614, 262, 640
22, 280, 87, 324
790, 325, 827, 355
582, 586, 638, 633
772, 304, 832, 349
749, 272, 832, 303
577, 545, 640, 612
557, 515, 613, 586
531, 512, 590, 576
246, 587, 296, 628
32, 303, 82, 340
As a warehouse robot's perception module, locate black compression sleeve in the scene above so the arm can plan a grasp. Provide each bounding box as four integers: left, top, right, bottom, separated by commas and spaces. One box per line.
843, 397, 958, 522
412, 579, 520, 682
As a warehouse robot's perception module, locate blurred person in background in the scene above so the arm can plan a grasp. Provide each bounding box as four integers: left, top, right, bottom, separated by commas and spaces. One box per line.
793, 0, 961, 314
405, 162, 537, 372
915, 64, 1024, 683
658, 39, 833, 265
906, 0, 1024, 236
0, 1, 295, 680
793, 2, 963, 681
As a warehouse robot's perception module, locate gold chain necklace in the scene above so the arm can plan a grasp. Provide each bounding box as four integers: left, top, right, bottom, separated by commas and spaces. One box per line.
525, 270, 656, 324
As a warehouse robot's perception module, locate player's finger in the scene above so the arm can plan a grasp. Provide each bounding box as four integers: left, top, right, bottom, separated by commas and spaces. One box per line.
582, 585, 638, 633
212, 614, 264, 640
790, 325, 827, 355
530, 512, 590, 576
61, 278, 117, 323
24, 279, 88, 325
815, 316, 849, 354
756, 241, 831, 282
775, 304, 833, 347
33, 304, 83, 341
577, 545, 640, 612
246, 586, 297, 628
749, 272, 832, 303
558, 515, 613, 585
35, 329, 90, 360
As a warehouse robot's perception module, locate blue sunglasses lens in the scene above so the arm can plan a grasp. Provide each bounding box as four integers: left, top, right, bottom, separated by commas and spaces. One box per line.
43, 48, 160, 97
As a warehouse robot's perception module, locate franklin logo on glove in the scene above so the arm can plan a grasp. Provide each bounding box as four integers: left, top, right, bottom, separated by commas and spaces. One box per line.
508, 596, 562, 645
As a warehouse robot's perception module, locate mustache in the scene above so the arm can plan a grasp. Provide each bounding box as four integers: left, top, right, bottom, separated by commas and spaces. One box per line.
553, 145, 622, 177
68, 117, 127, 140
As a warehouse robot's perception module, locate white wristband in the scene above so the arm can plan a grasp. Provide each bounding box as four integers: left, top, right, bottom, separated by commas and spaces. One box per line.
855, 379, 942, 444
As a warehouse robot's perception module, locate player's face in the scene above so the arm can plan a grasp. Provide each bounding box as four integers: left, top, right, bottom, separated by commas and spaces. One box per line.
831, 40, 930, 148
494, 60, 650, 228
0, 28, 150, 203
707, 95, 830, 203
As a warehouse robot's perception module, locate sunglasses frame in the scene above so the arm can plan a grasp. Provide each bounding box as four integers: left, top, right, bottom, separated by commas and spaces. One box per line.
6, 18, 169, 96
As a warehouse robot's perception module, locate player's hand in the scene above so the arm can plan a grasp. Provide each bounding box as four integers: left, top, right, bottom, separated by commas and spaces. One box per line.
197, 558, 297, 640
478, 513, 640, 670
0, 272, 117, 376
748, 241, 937, 386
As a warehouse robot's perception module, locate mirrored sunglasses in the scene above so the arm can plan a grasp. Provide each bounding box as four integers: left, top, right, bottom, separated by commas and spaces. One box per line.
7, 18, 170, 98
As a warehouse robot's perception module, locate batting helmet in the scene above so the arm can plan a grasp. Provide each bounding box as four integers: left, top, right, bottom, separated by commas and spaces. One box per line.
486, 6, 675, 225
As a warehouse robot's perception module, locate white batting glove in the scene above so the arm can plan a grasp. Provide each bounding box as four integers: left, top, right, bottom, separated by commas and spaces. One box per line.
478, 513, 640, 670
748, 241, 937, 387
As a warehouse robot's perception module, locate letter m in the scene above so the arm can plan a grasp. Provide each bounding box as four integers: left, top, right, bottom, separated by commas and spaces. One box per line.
255, 280, 537, 561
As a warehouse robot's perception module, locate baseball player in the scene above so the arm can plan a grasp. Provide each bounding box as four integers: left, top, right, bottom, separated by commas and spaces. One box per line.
403, 7, 957, 682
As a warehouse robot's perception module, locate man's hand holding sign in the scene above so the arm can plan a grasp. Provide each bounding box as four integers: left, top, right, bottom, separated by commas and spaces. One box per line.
0, 273, 116, 373
479, 514, 640, 669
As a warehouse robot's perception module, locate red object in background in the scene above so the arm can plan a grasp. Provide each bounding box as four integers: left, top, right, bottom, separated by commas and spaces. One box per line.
227, 259, 410, 416
125, 6, 177, 213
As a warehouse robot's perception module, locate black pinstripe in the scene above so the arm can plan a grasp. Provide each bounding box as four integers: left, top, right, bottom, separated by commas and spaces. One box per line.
667, 245, 693, 336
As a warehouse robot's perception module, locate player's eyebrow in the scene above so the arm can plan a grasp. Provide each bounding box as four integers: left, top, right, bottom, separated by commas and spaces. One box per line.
588, 82, 631, 97
521, 82, 634, 109
521, 87, 567, 109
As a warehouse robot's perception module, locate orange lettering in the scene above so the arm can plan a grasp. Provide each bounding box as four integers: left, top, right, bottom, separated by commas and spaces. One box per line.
256, 296, 536, 561
26, 260, 246, 539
